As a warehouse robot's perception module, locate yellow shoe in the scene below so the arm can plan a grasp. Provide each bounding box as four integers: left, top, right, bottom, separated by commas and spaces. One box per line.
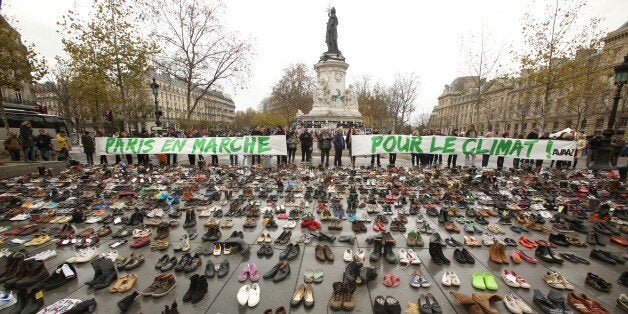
25, 234, 50, 246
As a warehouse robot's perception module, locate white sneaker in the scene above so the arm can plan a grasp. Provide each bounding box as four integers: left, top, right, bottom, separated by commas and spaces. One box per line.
25, 249, 57, 261
103, 250, 119, 262
354, 249, 365, 263
283, 221, 296, 229
441, 271, 452, 286
0, 292, 16, 311
449, 270, 461, 286
70, 247, 98, 263
343, 249, 353, 262
398, 249, 409, 265
247, 283, 260, 307
9, 214, 30, 221
237, 284, 251, 306
406, 249, 421, 265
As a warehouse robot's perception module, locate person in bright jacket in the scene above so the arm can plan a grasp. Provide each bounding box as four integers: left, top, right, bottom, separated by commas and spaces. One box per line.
56, 130, 71, 160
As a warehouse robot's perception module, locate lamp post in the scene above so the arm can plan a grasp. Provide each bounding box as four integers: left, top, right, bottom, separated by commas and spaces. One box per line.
150, 77, 162, 127
592, 55, 628, 170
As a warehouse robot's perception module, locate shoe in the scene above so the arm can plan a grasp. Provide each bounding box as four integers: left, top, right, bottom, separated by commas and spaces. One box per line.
329, 282, 345, 311
590, 249, 624, 264
109, 274, 137, 293
216, 259, 229, 278
618, 294, 628, 312
533, 290, 561, 314
385, 296, 401, 314
471, 292, 503, 314
39, 263, 78, 290
585, 272, 612, 292
117, 291, 139, 312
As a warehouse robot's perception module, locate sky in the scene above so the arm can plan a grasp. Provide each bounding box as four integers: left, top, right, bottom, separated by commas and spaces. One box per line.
2, 0, 627, 117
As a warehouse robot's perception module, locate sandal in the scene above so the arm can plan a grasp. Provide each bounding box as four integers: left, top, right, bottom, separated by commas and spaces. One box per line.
304, 269, 314, 283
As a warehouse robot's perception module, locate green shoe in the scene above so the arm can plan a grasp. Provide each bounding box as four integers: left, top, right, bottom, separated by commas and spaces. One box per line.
483, 272, 498, 291
472, 272, 486, 290
463, 223, 474, 233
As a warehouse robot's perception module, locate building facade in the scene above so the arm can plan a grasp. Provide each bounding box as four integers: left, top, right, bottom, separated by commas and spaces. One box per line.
429, 21, 628, 137
144, 72, 235, 130
0, 15, 37, 111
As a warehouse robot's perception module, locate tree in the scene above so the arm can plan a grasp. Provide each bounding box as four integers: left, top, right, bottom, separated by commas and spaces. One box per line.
353, 75, 391, 130
563, 48, 612, 133
387, 73, 420, 130
150, 0, 253, 126
459, 24, 503, 125
69, 67, 116, 131
263, 63, 314, 120
519, 0, 603, 131
41, 58, 76, 131
0, 15, 47, 134
59, 0, 156, 131
511, 86, 535, 135
412, 112, 431, 129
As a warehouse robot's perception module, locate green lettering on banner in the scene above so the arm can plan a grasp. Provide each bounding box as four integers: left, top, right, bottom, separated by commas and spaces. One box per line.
257, 136, 271, 154
219, 138, 231, 154
442, 137, 456, 153
409, 136, 423, 153
230, 138, 242, 152
371, 136, 383, 153
546, 140, 553, 159
142, 139, 154, 153
396, 136, 410, 152
494, 139, 512, 155
243, 137, 254, 154
429, 137, 444, 153
114, 139, 124, 153
191, 139, 205, 154
475, 139, 490, 154
382, 136, 395, 153
462, 139, 476, 154
162, 139, 174, 152
523, 140, 538, 158
126, 138, 138, 154
105, 137, 115, 154
508, 140, 523, 156
173, 139, 186, 152
489, 139, 499, 155
203, 138, 217, 154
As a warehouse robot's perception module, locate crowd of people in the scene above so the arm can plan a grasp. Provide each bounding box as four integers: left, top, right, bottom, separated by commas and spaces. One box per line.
3, 121, 627, 170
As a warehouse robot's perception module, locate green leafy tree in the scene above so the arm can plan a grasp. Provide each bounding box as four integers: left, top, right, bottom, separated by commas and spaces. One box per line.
0, 16, 47, 134
59, 0, 157, 131
263, 63, 314, 121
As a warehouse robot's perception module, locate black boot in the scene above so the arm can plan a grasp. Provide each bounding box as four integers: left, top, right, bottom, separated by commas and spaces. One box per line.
64, 298, 97, 313
369, 239, 382, 262
188, 210, 197, 228
85, 258, 104, 286
91, 258, 117, 290
338, 236, 356, 245
359, 266, 378, 284
190, 275, 208, 304
18, 288, 44, 314
383, 242, 397, 264
117, 291, 139, 312
183, 274, 199, 302
343, 261, 362, 283
9, 289, 27, 314
183, 210, 191, 228
429, 242, 444, 265
318, 231, 336, 243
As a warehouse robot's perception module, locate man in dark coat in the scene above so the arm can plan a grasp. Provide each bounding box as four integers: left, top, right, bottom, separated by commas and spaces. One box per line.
81, 131, 95, 165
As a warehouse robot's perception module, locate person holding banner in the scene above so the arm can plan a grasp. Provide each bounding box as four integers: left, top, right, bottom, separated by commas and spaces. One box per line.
512, 133, 525, 168
166, 126, 178, 166
411, 129, 420, 167
434, 128, 444, 165
286, 129, 298, 164
446, 129, 459, 168
388, 129, 397, 166
464, 125, 477, 167
481, 132, 492, 168
346, 126, 356, 167
370, 129, 381, 167
496, 132, 508, 170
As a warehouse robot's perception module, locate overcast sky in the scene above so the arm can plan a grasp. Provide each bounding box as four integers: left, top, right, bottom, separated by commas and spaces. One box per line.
2, 0, 627, 116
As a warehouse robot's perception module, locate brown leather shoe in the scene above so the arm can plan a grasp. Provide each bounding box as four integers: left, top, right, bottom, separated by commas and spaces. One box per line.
329, 282, 345, 311
275, 306, 287, 314
450, 292, 483, 314
488, 244, 502, 264
323, 245, 334, 261
315, 245, 325, 261
471, 293, 503, 314
342, 282, 356, 311
496, 243, 509, 264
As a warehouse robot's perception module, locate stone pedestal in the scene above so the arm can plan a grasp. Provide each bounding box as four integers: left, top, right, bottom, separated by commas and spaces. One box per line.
298, 59, 362, 127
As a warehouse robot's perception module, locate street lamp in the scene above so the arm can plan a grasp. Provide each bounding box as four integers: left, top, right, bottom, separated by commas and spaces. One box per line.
150, 77, 162, 127
593, 55, 628, 170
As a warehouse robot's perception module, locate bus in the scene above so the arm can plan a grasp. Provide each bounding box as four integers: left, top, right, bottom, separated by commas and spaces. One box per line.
1, 109, 70, 150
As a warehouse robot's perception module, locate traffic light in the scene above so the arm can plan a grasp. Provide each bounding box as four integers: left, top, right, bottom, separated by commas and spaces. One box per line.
104, 111, 113, 122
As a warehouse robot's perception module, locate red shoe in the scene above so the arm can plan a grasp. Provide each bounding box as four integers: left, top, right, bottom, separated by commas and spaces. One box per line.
307, 220, 321, 231
516, 250, 538, 264
518, 236, 537, 248
535, 240, 555, 248
130, 236, 150, 248
300, 219, 313, 228
610, 235, 628, 246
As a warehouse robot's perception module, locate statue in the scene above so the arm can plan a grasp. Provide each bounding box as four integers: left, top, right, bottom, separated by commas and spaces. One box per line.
345, 85, 358, 109
321, 7, 344, 61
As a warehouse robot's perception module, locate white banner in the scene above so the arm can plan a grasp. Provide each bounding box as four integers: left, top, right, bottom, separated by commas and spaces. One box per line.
95, 136, 287, 156
351, 135, 577, 161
